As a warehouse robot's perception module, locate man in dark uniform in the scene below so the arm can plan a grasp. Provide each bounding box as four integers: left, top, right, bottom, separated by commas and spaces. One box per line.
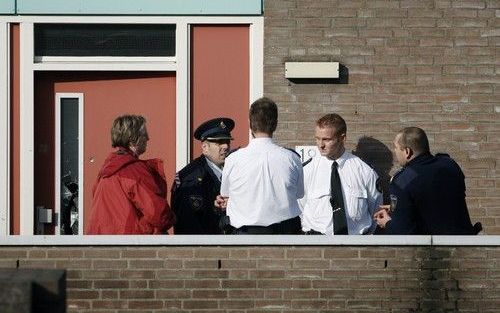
171, 118, 235, 234
373, 127, 478, 235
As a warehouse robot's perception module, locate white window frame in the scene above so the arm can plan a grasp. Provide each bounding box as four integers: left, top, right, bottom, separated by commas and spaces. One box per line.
0, 15, 263, 236
0, 22, 9, 235
54, 93, 84, 235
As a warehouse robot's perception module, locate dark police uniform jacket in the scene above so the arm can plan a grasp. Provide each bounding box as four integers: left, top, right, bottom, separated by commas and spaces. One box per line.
171, 155, 229, 234
385, 152, 475, 235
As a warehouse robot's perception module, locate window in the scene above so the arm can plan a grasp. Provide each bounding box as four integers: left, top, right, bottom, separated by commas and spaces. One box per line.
55, 94, 84, 235
34, 24, 176, 57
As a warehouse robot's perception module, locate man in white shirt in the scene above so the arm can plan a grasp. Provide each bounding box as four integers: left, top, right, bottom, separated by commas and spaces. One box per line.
217, 97, 304, 234
299, 113, 382, 235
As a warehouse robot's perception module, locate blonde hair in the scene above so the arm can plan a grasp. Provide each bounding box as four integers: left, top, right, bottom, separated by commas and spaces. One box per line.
316, 113, 347, 136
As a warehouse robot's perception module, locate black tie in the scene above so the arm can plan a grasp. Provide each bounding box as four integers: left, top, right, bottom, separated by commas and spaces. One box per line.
331, 161, 348, 234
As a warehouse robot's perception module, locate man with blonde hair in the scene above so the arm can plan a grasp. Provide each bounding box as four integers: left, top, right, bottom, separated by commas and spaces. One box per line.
300, 113, 382, 235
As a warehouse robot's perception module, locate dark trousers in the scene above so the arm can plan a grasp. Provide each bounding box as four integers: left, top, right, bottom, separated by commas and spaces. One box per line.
234, 216, 301, 235
302, 229, 323, 235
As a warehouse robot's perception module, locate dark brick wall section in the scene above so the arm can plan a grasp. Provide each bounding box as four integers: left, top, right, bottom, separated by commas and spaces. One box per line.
0, 268, 66, 313
0, 246, 499, 312
264, 0, 500, 233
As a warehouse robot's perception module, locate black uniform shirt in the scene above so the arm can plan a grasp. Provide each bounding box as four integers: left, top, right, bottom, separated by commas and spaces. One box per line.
385, 152, 475, 235
171, 155, 228, 234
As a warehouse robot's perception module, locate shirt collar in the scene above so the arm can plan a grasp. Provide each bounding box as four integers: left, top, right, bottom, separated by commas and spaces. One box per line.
205, 157, 223, 182
249, 137, 274, 145
328, 150, 349, 169
405, 151, 432, 167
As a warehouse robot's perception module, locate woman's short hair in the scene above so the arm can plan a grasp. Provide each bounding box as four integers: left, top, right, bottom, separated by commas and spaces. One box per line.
249, 97, 278, 134
111, 114, 146, 148
316, 113, 347, 136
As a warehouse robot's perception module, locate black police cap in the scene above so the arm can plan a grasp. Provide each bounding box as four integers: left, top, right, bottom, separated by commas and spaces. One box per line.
194, 117, 235, 141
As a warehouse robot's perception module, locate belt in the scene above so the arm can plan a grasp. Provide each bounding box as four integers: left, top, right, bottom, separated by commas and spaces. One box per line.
303, 229, 323, 235
236, 216, 301, 235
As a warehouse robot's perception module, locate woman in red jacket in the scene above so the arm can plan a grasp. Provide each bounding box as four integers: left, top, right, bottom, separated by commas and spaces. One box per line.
86, 115, 175, 234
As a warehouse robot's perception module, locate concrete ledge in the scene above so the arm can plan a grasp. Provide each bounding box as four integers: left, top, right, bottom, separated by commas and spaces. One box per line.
1, 235, 499, 246
432, 235, 500, 246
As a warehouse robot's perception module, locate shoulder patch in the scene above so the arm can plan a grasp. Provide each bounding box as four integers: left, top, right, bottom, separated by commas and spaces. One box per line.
170, 172, 181, 193
302, 157, 313, 167
189, 195, 203, 211
174, 172, 181, 186
389, 194, 397, 212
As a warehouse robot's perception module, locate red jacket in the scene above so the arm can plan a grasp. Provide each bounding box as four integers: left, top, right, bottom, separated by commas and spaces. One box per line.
86, 148, 175, 234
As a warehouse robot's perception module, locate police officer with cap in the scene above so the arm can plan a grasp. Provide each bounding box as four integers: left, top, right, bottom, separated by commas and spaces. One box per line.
171, 117, 235, 234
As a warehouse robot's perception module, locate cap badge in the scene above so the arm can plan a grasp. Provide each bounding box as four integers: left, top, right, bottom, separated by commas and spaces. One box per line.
220, 121, 226, 129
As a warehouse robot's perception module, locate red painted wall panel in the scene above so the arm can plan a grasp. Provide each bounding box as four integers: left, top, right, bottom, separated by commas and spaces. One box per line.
10, 24, 20, 235
190, 25, 250, 157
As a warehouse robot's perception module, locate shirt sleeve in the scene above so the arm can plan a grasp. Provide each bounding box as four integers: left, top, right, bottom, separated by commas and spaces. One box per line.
385, 178, 417, 235
365, 170, 383, 234
294, 155, 305, 199
220, 156, 232, 197
366, 170, 383, 216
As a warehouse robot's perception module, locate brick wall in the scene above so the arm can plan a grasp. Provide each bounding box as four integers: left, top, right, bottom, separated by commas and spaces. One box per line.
264, 0, 500, 233
0, 245, 498, 312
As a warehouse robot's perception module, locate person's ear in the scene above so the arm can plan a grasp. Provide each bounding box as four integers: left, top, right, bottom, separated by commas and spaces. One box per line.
340, 133, 347, 143
405, 147, 413, 160
201, 141, 208, 153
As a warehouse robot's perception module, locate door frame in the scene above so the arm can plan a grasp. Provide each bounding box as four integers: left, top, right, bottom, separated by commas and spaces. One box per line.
0, 22, 9, 235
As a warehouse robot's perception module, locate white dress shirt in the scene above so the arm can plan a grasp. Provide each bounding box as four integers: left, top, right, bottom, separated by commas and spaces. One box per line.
220, 137, 304, 228
299, 151, 382, 235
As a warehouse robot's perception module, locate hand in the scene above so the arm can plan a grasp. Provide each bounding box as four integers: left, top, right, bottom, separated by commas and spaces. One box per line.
214, 195, 228, 211
378, 204, 391, 213
373, 205, 391, 228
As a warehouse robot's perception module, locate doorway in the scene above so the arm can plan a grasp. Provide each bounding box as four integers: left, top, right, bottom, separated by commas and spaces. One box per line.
34, 71, 177, 234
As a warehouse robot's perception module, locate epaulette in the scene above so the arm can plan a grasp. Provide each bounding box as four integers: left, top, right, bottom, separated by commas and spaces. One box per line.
302, 157, 313, 167
390, 167, 405, 183
177, 156, 205, 178
435, 153, 450, 158
285, 147, 301, 159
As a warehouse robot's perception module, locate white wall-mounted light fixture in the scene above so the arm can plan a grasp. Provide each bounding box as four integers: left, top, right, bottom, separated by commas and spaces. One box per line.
285, 62, 339, 79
